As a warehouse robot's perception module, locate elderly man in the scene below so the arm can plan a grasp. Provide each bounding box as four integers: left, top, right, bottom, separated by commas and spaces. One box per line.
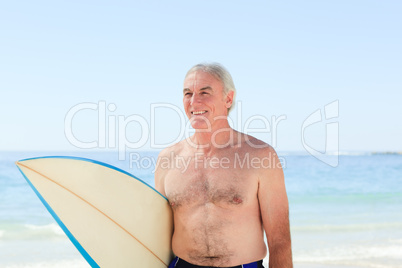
155, 63, 292, 268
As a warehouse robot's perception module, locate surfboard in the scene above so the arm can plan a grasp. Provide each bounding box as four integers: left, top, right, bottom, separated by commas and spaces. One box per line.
16, 156, 173, 268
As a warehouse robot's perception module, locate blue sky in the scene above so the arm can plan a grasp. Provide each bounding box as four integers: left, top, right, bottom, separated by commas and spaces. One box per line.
1, 0, 401, 153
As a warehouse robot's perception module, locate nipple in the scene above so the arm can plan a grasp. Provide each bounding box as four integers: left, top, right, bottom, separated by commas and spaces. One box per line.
232, 196, 243, 204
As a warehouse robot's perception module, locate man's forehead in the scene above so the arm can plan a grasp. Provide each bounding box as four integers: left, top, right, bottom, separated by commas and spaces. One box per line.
183, 71, 222, 90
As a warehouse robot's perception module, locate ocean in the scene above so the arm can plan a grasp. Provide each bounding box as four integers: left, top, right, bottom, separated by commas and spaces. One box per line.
1, 151, 401, 268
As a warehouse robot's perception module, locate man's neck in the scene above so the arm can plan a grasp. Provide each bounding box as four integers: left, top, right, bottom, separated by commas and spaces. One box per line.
190, 124, 236, 155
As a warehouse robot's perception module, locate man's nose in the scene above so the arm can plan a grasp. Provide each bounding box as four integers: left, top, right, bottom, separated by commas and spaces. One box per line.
190, 93, 200, 105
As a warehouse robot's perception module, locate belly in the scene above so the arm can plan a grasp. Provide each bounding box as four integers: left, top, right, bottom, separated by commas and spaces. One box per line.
171, 202, 267, 266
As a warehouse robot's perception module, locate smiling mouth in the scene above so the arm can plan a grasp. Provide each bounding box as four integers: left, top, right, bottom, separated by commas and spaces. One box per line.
191, 110, 207, 115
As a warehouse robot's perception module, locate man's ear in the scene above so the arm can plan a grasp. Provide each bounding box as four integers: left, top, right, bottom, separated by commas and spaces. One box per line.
225, 90, 234, 108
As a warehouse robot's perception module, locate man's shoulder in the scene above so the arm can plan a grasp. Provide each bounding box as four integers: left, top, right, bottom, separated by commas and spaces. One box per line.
238, 132, 275, 155
237, 134, 283, 182
157, 139, 188, 158
234, 133, 282, 167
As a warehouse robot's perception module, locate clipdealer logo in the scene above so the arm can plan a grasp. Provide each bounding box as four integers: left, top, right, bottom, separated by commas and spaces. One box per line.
64, 100, 339, 167
64, 101, 287, 160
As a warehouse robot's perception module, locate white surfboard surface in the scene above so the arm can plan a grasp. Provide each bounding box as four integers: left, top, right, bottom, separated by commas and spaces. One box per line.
16, 156, 173, 268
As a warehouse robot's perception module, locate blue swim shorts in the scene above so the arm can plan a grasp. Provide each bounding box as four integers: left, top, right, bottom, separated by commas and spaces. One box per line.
168, 256, 264, 268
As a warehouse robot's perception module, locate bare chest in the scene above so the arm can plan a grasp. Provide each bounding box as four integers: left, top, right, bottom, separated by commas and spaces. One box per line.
165, 156, 257, 210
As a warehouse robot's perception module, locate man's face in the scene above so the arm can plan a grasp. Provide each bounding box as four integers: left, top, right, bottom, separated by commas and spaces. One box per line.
183, 71, 231, 130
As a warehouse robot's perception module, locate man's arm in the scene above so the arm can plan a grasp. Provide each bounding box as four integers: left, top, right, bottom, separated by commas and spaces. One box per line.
154, 149, 169, 197
258, 147, 293, 268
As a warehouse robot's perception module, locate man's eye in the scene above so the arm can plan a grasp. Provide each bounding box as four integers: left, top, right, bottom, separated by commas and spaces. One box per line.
185, 92, 192, 96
